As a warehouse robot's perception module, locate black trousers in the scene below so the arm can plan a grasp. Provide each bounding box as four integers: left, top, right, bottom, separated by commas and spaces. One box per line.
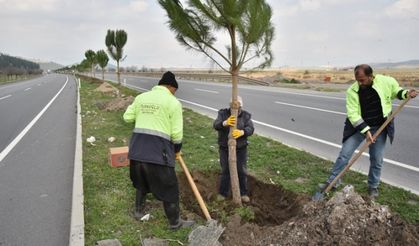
130, 160, 179, 203
219, 147, 248, 196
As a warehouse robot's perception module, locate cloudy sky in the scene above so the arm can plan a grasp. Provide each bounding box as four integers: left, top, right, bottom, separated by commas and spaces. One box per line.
0, 0, 418, 68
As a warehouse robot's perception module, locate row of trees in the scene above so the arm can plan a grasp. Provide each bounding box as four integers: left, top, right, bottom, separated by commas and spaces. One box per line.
0, 53, 43, 78
73, 29, 127, 84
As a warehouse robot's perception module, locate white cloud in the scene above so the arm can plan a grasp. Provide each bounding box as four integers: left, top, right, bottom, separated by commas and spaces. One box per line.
1, 0, 58, 11
128, 0, 148, 13
0, 0, 418, 67
384, 0, 419, 19
274, 0, 363, 17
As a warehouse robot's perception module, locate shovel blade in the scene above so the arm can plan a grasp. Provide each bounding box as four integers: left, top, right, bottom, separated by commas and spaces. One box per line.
312, 191, 325, 201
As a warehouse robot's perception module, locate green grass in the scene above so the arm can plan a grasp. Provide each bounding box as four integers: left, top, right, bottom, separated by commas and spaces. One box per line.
80, 76, 418, 245
0, 75, 40, 85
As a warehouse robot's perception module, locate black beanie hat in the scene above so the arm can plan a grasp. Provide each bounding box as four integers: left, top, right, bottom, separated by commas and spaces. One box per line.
158, 71, 178, 89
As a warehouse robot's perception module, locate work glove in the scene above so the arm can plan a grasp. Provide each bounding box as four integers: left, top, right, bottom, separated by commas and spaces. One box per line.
223, 115, 236, 127
232, 129, 244, 139
175, 152, 181, 160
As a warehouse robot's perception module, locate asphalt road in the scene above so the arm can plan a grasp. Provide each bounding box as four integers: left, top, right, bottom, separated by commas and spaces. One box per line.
0, 74, 77, 245
103, 73, 419, 194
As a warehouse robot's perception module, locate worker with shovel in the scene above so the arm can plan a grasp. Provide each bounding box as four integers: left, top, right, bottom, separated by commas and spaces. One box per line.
123, 71, 194, 230
213, 96, 254, 203
318, 64, 417, 198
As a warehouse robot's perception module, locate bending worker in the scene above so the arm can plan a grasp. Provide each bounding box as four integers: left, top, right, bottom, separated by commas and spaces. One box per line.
123, 71, 194, 230
213, 96, 254, 203
319, 64, 417, 198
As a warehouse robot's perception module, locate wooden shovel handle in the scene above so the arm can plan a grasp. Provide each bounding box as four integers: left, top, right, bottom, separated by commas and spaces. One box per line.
178, 155, 212, 221
324, 97, 411, 193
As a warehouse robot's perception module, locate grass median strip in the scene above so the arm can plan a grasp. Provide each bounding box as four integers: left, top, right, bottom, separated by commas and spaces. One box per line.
80, 76, 418, 245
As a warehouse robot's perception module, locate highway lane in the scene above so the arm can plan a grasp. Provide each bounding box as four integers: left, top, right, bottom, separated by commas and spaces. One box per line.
0, 74, 77, 245
103, 73, 419, 194
0, 75, 66, 154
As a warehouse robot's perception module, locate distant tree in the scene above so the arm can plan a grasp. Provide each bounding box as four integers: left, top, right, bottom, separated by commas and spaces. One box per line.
105, 29, 128, 85
77, 59, 91, 73
84, 50, 97, 77
0, 53, 40, 75
140, 66, 148, 72
96, 50, 109, 82
159, 0, 274, 205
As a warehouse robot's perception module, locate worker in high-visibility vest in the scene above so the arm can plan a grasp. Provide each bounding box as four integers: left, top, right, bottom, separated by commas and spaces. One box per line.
124, 71, 194, 230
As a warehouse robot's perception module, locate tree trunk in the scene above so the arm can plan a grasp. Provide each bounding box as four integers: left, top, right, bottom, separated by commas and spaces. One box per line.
102, 68, 105, 82
228, 70, 241, 206
117, 60, 121, 85
228, 25, 242, 206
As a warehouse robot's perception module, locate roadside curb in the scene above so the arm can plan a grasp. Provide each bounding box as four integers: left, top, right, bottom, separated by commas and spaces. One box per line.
69, 76, 85, 245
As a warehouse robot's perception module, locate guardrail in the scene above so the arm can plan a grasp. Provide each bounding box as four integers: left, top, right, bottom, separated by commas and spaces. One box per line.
119, 72, 271, 86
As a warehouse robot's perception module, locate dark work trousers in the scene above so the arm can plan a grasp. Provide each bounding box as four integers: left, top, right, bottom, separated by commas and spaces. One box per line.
130, 160, 180, 225
219, 147, 248, 197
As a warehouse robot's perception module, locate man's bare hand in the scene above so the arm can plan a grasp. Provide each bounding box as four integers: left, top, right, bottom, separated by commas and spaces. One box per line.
408, 89, 417, 98
366, 131, 375, 143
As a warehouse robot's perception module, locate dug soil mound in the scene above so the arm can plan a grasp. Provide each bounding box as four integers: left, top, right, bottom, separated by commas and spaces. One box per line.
177, 171, 419, 245
94, 82, 119, 94
100, 96, 134, 112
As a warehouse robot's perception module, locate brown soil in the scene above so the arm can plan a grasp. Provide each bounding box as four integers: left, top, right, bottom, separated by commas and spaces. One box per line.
177, 171, 419, 246
100, 96, 134, 112
94, 82, 119, 94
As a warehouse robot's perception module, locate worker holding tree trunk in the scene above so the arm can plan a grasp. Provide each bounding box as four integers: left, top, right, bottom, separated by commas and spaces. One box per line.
213, 96, 254, 203
123, 71, 194, 230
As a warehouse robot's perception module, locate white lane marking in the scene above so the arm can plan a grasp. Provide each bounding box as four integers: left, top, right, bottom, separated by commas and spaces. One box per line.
275, 91, 419, 109
0, 95, 12, 101
180, 97, 419, 173
130, 74, 419, 109
275, 101, 346, 115
125, 82, 419, 173
126, 84, 148, 91
194, 88, 219, 94
24, 87, 31, 91
178, 98, 221, 111
251, 119, 419, 173
121, 75, 419, 109
277, 91, 345, 100
399, 104, 419, 109
0, 77, 69, 162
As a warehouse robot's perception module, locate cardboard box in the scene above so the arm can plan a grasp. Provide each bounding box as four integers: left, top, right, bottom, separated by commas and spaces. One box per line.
108, 146, 129, 167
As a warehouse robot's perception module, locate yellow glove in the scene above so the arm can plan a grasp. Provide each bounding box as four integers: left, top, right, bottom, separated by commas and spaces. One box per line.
175, 152, 181, 160
224, 115, 236, 127
232, 129, 244, 139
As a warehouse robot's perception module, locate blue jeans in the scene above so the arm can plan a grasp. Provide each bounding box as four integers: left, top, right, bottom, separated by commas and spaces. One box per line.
327, 127, 387, 189
219, 147, 248, 196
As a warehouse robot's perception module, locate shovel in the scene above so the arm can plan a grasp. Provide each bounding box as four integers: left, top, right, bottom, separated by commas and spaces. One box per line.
177, 155, 224, 245
177, 155, 212, 220
312, 96, 412, 201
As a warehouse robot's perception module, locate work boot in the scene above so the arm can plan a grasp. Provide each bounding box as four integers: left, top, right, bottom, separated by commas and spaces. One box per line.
168, 218, 195, 230
368, 187, 379, 199
241, 195, 250, 203
163, 201, 195, 230
132, 189, 146, 221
